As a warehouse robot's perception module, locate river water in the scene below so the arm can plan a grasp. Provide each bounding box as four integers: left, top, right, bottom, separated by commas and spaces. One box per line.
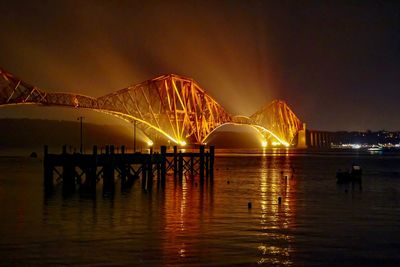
0, 150, 399, 266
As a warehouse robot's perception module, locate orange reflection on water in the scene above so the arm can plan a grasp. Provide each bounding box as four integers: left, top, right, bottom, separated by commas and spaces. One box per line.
161, 176, 212, 262
258, 152, 296, 265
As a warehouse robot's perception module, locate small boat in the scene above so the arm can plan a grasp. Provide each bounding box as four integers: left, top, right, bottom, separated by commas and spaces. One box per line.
336, 164, 362, 183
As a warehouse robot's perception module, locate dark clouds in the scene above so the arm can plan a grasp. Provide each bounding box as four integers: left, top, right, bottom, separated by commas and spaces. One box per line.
0, 0, 399, 131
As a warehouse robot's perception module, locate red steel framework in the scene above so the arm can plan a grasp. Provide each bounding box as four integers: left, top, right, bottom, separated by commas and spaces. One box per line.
0, 68, 302, 145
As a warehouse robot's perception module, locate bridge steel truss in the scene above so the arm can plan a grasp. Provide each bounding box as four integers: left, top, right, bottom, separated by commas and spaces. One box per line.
250, 100, 302, 146
0, 68, 302, 146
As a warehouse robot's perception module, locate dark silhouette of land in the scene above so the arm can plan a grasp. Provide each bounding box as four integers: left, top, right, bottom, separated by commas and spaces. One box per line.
0, 118, 263, 155
0, 119, 136, 154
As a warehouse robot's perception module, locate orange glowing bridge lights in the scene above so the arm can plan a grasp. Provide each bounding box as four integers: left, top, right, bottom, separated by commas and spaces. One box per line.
0, 68, 303, 146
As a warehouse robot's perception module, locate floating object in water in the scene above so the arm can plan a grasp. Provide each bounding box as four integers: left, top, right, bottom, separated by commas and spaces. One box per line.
336, 164, 362, 183
30, 152, 38, 158
227, 180, 230, 184
278, 196, 282, 204
248, 202, 252, 209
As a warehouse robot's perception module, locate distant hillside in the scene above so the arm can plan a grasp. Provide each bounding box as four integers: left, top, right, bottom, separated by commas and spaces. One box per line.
205, 131, 261, 148
0, 119, 263, 155
0, 119, 142, 153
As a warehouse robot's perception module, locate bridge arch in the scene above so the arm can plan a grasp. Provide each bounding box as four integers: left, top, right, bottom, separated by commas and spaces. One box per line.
202, 122, 290, 146
0, 68, 303, 146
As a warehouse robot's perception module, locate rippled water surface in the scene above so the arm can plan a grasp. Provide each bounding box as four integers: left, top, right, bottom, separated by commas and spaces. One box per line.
0, 150, 400, 266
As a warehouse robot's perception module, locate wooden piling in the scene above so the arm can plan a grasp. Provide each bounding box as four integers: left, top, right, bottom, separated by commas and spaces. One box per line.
120, 145, 127, 190
173, 146, 178, 178
190, 154, 194, 178
43, 145, 53, 189
88, 145, 98, 194
141, 160, 147, 190
110, 145, 115, 154
156, 160, 161, 186
178, 152, 183, 181
147, 151, 153, 189
199, 145, 205, 182
160, 146, 167, 187
205, 151, 209, 180
103, 145, 115, 194
43, 144, 215, 195
210, 146, 215, 181
62, 153, 75, 192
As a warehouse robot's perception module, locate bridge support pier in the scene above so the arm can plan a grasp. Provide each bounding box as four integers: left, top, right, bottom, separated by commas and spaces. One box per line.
297, 123, 307, 149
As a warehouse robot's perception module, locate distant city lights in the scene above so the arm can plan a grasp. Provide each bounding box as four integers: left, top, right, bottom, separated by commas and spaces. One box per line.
332, 143, 400, 150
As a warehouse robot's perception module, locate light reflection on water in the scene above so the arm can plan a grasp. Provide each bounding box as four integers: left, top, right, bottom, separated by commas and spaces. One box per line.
258, 154, 294, 266
0, 151, 400, 266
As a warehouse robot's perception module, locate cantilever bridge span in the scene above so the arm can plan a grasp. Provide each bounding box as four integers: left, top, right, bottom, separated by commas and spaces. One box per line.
0, 68, 303, 146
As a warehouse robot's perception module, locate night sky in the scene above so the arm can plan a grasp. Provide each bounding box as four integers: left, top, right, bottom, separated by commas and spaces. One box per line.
0, 0, 399, 131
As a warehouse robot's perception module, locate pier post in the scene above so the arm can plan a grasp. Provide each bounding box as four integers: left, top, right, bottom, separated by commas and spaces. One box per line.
160, 146, 167, 187
43, 145, 53, 189
83, 145, 97, 194
43, 143, 214, 195
103, 145, 115, 194
199, 145, 205, 183
205, 151, 209, 180
173, 146, 178, 178
210, 146, 215, 181
178, 152, 183, 181
190, 154, 194, 178
147, 151, 153, 189
120, 145, 127, 190
62, 151, 75, 193
156, 160, 161, 186
141, 158, 147, 190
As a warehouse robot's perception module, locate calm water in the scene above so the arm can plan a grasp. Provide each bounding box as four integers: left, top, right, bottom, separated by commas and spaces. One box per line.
0, 150, 399, 266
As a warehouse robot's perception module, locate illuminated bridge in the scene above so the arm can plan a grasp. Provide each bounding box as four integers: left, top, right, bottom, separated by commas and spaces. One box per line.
0, 68, 305, 147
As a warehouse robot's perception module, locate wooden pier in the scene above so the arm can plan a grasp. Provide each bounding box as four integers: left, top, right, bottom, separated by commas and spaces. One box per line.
43, 145, 215, 194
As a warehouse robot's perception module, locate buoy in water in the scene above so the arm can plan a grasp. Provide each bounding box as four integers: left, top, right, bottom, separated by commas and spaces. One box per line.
248, 202, 252, 209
